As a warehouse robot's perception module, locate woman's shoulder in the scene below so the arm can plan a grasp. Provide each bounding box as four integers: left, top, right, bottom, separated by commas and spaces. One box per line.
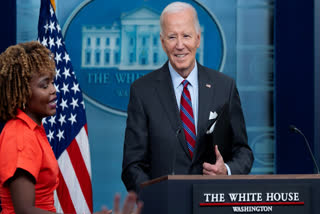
0, 117, 43, 186
2, 117, 32, 135
0, 117, 39, 150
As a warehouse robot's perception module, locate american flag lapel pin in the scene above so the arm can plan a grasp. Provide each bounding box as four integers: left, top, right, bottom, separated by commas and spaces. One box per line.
206, 83, 211, 88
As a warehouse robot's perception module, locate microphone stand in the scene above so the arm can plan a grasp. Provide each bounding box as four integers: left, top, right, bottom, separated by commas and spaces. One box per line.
290, 125, 320, 174
172, 127, 181, 175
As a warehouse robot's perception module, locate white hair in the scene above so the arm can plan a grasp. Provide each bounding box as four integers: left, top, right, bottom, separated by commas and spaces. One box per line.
160, 1, 201, 35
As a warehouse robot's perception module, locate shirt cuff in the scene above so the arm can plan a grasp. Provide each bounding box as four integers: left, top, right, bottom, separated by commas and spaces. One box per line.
225, 163, 231, 175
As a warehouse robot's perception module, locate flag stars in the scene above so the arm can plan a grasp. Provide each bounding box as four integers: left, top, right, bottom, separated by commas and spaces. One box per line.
60, 98, 68, 111
43, 22, 49, 34
58, 114, 66, 126
39, 2, 88, 158
68, 113, 77, 125
55, 68, 61, 79
48, 115, 56, 127
63, 68, 71, 79
81, 101, 86, 109
55, 52, 62, 65
41, 37, 48, 47
54, 83, 60, 93
42, 118, 47, 125
71, 82, 80, 94
56, 23, 61, 33
56, 129, 65, 141
48, 20, 56, 33
56, 37, 62, 49
63, 52, 71, 64
70, 98, 79, 110
49, 37, 55, 49
61, 83, 69, 95
47, 130, 54, 142
50, 6, 54, 17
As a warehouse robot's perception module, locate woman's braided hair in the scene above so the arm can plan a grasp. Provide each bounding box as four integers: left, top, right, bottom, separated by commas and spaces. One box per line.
0, 41, 55, 121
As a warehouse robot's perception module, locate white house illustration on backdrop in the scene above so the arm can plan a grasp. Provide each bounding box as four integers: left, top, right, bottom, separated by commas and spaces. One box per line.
81, 6, 204, 70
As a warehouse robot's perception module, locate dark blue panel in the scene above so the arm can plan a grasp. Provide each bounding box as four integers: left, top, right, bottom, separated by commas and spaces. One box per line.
314, 0, 320, 169
0, 0, 16, 53
0, 1, 15, 211
275, 0, 315, 173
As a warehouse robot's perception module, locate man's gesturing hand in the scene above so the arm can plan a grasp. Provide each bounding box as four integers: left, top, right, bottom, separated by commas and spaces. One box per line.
203, 145, 227, 175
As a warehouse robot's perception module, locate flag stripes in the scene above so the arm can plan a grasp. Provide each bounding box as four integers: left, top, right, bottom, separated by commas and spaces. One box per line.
55, 173, 77, 213
67, 139, 93, 211
58, 150, 91, 214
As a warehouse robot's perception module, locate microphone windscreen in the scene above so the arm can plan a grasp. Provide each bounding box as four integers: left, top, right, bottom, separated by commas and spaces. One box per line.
289, 125, 296, 132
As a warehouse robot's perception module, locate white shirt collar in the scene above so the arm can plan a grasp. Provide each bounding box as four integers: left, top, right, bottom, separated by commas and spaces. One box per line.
168, 61, 198, 89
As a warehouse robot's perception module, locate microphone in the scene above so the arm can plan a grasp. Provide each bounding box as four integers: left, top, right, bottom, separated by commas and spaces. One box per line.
172, 127, 181, 175
289, 125, 320, 174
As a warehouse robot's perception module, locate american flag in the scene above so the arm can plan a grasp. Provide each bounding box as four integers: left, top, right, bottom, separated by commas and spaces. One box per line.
38, 0, 93, 213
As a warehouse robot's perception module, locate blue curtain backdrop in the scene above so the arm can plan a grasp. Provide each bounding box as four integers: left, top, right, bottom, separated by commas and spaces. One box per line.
0, 0, 15, 53
315, 0, 320, 164
275, 0, 316, 173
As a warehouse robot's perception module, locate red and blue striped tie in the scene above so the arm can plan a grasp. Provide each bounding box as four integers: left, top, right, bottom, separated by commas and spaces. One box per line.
180, 80, 196, 158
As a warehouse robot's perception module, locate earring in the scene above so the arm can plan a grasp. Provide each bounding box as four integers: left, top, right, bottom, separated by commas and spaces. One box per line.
23, 103, 26, 110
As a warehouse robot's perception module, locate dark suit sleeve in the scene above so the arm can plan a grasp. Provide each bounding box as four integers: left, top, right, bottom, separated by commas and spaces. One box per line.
226, 79, 254, 174
122, 83, 150, 193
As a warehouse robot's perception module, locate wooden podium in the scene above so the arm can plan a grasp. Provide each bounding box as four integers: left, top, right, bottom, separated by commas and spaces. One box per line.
139, 174, 320, 214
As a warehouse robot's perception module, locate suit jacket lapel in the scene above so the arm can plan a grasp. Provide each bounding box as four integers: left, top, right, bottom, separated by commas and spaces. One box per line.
193, 63, 216, 162
155, 63, 190, 158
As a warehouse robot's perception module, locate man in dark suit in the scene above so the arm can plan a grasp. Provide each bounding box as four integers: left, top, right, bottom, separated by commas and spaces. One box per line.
122, 2, 254, 193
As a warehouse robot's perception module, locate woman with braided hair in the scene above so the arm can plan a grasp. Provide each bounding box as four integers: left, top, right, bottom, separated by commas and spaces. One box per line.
0, 41, 142, 214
